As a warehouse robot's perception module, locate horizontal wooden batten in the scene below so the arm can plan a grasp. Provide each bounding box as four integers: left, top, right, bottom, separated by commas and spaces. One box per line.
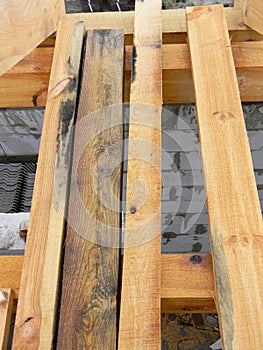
0, 254, 216, 313
1, 41, 262, 107
63, 7, 246, 33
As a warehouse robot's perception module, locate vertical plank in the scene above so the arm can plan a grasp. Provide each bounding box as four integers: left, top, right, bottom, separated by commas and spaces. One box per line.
12, 21, 84, 349
187, 5, 263, 349
57, 29, 124, 349
0, 289, 13, 350
243, 0, 263, 35
118, 0, 162, 349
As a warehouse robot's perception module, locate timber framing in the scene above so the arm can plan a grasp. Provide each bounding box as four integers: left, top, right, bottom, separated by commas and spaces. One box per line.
0, 6, 263, 107
0, 254, 216, 313
0, 1, 263, 348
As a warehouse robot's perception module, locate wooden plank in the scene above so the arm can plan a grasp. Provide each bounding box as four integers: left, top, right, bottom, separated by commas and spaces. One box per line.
187, 4, 263, 349
118, 1, 162, 349
1, 41, 262, 107
0, 257, 23, 300
0, 0, 64, 76
0, 254, 216, 313
234, 0, 243, 8
243, 0, 263, 35
161, 254, 216, 313
63, 7, 246, 33
12, 21, 85, 350
0, 289, 14, 350
57, 29, 124, 349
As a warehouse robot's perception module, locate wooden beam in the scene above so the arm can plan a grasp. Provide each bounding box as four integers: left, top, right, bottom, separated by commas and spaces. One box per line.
243, 0, 263, 35
0, 289, 14, 350
12, 21, 85, 350
0, 0, 64, 76
57, 29, 124, 349
0, 254, 216, 312
118, 0, 162, 349
0, 41, 262, 107
63, 7, 246, 33
161, 254, 215, 313
234, 0, 243, 9
0, 256, 23, 300
187, 4, 263, 349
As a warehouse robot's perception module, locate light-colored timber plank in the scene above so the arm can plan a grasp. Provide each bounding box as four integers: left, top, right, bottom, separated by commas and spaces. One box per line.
63, 7, 245, 33
57, 29, 124, 349
0, 257, 23, 300
118, 1, 162, 349
161, 254, 216, 313
8, 47, 54, 74
1, 41, 262, 108
187, 4, 263, 349
0, 0, 64, 77
234, 0, 243, 9
12, 21, 85, 350
243, 0, 263, 35
0, 254, 216, 313
0, 289, 13, 350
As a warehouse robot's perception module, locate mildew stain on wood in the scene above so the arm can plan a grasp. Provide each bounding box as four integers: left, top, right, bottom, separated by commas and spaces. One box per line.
211, 225, 234, 350
131, 45, 137, 83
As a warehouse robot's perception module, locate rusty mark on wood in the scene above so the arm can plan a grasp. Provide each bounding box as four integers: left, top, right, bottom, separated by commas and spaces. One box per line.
213, 111, 236, 122
187, 7, 213, 21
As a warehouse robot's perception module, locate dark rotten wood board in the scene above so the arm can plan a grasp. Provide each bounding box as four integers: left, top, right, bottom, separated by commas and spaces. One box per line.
57, 30, 124, 349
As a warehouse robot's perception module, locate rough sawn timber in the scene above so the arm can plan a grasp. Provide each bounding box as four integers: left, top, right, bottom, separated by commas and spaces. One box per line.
118, 0, 162, 349
187, 4, 263, 349
12, 21, 85, 349
57, 29, 124, 349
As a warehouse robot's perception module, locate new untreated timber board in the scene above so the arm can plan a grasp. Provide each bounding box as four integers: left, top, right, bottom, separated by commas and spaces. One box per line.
1, 41, 262, 107
0, 256, 23, 300
57, 29, 124, 349
0, 289, 13, 350
0, 254, 216, 313
0, 0, 64, 76
243, 0, 263, 35
118, 0, 162, 349
12, 21, 85, 349
187, 4, 263, 349
63, 7, 246, 34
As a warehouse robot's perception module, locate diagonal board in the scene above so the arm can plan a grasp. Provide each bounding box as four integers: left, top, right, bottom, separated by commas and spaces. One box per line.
0, 0, 64, 77
118, 0, 162, 349
57, 30, 124, 349
243, 0, 263, 35
0, 289, 14, 350
187, 5, 263, 349
12, 21, 85, 349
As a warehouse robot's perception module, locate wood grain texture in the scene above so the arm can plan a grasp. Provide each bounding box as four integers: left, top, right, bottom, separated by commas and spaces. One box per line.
64, 7, 246, 33
12, 21, 85, 350
0, 256, 23, 300
243, 0, 263, 35
187, 4, 263, 349
161, 254, 215, 313
1, 41, 262, 108
118, 1, 162, 349
0, 0, 64, 76
0, 254, 216, 313
57, 29, 124, 349
0, 289, 13, 350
